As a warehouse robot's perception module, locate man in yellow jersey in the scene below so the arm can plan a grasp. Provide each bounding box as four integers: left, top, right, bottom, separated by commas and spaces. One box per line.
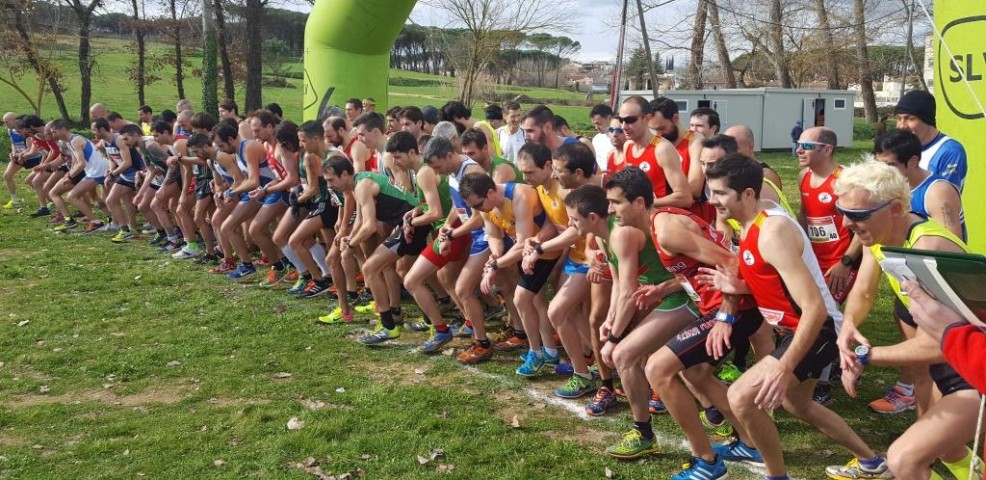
830, 161, 980, 480
521, 142, 600, 396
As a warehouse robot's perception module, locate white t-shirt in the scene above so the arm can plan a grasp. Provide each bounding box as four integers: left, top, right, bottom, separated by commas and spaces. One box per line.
497, 126, 526, 163
592, 133, 614, 174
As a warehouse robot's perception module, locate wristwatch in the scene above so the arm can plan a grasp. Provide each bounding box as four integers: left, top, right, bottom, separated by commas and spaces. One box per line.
715, 311, 736, 325
534, 243, 544, 255
840, 254, 856, 267
607, 331, 623, 344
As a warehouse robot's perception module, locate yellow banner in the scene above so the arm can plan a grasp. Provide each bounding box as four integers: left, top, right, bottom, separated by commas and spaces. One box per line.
935, 2, 986, 251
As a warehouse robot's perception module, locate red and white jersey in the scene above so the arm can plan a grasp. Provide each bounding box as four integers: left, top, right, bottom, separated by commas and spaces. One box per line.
652, 207, 753, 316
625, 138, 671, 199
799, 166, 851, 270
738, 206, 842, 333
344, 137, 379, 173
676, 132, 693, 175
264, 141, 288, 181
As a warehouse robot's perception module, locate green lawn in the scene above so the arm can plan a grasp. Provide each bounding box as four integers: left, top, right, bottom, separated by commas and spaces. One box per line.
0, 136, 939, 478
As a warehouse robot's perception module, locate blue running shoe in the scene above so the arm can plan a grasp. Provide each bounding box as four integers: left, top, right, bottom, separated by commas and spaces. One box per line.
713, 439, 764, 467
516, 350, 545, 377
649, 389, 667, 414
227, 263, 257, 280
585, 386, 618, 416
672, 455, 727, 480
542, 348, 561, 366
554, 361, 575, 376
418, 328, 453, 353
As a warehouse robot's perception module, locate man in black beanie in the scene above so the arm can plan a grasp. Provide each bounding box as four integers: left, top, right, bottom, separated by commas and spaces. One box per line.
894, 90, 967, 192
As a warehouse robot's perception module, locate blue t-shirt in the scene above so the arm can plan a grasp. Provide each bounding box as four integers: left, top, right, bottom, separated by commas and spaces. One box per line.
920, 133, 966, 192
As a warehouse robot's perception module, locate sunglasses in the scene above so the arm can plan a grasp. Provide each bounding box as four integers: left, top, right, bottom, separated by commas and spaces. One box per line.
617, 116, 640, 125
836, 200, 893, 222
608, 127, 625, 134
469, 196, 487, 210
797, 141, 830, 151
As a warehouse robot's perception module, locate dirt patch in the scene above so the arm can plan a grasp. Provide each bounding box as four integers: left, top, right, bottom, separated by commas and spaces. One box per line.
205, 397, 272, 408
0, 432, 25, 446
5, 384, 189, 409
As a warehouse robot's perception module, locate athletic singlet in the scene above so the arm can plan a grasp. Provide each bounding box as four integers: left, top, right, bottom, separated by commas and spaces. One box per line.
603, 216, 669, 285
176, 125, 191, 137
676, 132, 693, 175
920, 132, 966, 191
487, 183, 552, 253
104, 135, 144, 181
265, 142, 288, 181
354, 171, 419, 225
8, 128, 27, 154
910, 174, 967, 242
738, 206, 842, 333
448, 158, 484, 240
490, 155, 523, 183
872, 216, 968, 308
416, 168, 453, 230
71, 134, 109, 178
300, 152, 330, 203
23, 134, 46, 162
605, 150, 626, 180
625, 138, 671, 199
799, 166, 851, 271
344, 138, 379, 173
236, 139, 274, 188
475, 120, 502, 157
536, 181, 588, 264
651, 207, 753, 315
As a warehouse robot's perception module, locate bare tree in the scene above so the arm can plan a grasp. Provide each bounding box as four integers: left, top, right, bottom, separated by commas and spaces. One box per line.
243, 0, 263, 110
707, 0, 736, 88
688, 0, 707, 89
127, 0, 148, 106
637, 0, 661, 96
900, 0, 927, 91
61, 0, 104, 124
167, 0, 187, 99
201, 0, 218, 114
768, 0, 792, 87
213, 0, 235, 101
1, 0, 71, 119
854, 0, 876, 121
429, 0, 575, 106
812, 0, 841, 89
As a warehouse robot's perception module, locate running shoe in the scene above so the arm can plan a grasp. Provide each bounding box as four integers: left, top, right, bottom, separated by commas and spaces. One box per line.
555, 374, 596, 399
148, 233, 167, 246
813, 383, 834, 406
713, 439, 764, 467
83, 221, 105, 235
406, 321, 431, 332
554, 360, 575, 376
196, 254, 220, 265
605, 429, 658, 460
317, 306, 354, 324
649, 389, 667, 414
585, 387, 618, 416
2, 198, 21, 209
418, 328, 453, 353
299, 279, 331, 298
29, 207, 50, 218
493, 334, 528, 353
942, 447, 984, 480
110, 229, 134, 243
672, 455, 727, 480
286, 277, 307, 295
356, 288, 373, 304
158, 240, 182, 253
454, 321, 473, 338
283, 268, 299, 283
358, 325, 400, 345
868, 385, 916, 414
227, 263, 257, 280
457, 340, 494, 364
825, 457, 893, 480
103, 223, 119, 233
256, 255, 271, 267
484, 303, 507, 320
70, 210, 85, 219
715, 362, 743, 384
542, 348, 561, 366
141, 224, 157, 235
172, 243, 200, 259
516, 350, 545, 377
699, 410, 735, 437
49, 213, 65, 225
210, 260, 236, 275
53, 219, 78, 232
259, 266, 290, 288
353, 299, 377, 315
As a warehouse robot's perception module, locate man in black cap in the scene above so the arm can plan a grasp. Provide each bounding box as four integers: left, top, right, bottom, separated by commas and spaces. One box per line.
894, 90, 967, 192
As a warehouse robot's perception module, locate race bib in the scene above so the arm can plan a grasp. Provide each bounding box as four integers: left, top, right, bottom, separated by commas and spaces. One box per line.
676, 274, 702, 302
759, 307, 785, 327
456, 207, 470, 224
806, 216, 839, 243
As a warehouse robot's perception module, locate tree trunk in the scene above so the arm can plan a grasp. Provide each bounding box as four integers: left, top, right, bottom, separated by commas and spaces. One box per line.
131, 0, 146, 107
769, 0, 792, 88
214, 0, 235, 100
902, 0, 927, 91
201, 0, 218, 115
170, 0, 185, 99
707, 0, 735, 88
813, 0, 841, 89
244, 0, 263, 111
688, 0, 707, 89
854, 0, 877, 122
9, 3, 71, 120
77, 9, 94, 124
636, 0, 660, 96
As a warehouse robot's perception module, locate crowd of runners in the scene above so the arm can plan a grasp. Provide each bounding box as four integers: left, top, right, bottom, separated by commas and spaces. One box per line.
2, 88, 981, 480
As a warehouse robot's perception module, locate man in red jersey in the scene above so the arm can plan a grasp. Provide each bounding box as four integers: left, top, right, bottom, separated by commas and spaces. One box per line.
618, 96, 691, 209
699, 154, 890, 480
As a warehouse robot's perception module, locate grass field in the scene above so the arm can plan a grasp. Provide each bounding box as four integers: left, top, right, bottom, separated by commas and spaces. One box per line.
1, 36, 593, 129
0, 133, 939, 479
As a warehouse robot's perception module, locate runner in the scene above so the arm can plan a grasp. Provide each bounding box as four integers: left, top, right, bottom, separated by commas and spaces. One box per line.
246, 110, 295, 282
619, 96, 692, 209
699, 154, 890, 480
832, 161, 980, 480
496, 101, 526, 163
399, 106, 426, 142
103, 123, 146, 242
177, 112, 220, 263
4, 115, 46, 211
723, 124, 786, 192
2, 112, 29, 209
49, 119, 110, 233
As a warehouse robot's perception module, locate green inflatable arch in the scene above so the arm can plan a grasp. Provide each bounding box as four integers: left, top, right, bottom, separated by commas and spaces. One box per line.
303, 0, 417, 121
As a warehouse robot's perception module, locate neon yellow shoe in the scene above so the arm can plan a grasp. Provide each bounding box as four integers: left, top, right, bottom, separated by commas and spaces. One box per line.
317, 306, 354, 324
699, 410, 735, 437
353, 300, 376, 315
358, 324, 399, 345
942, 447, 983, 480
2, 199, 20, 210
605, 429, 659, 460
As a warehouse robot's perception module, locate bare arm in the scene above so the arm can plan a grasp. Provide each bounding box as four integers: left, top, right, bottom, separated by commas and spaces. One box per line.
265, 147, 301, 193
925, 182, 964, 239
109, 137, 133, 177
348, 180, 379, 245
410, 168, 443, 227
233, 141, 266, 193
686, 136, 705, 197
296, 153, 322, 203
350, 142, 371, 173
652, 141, 693, 208
496, 187, 537, 268
609, 226, 644, 337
